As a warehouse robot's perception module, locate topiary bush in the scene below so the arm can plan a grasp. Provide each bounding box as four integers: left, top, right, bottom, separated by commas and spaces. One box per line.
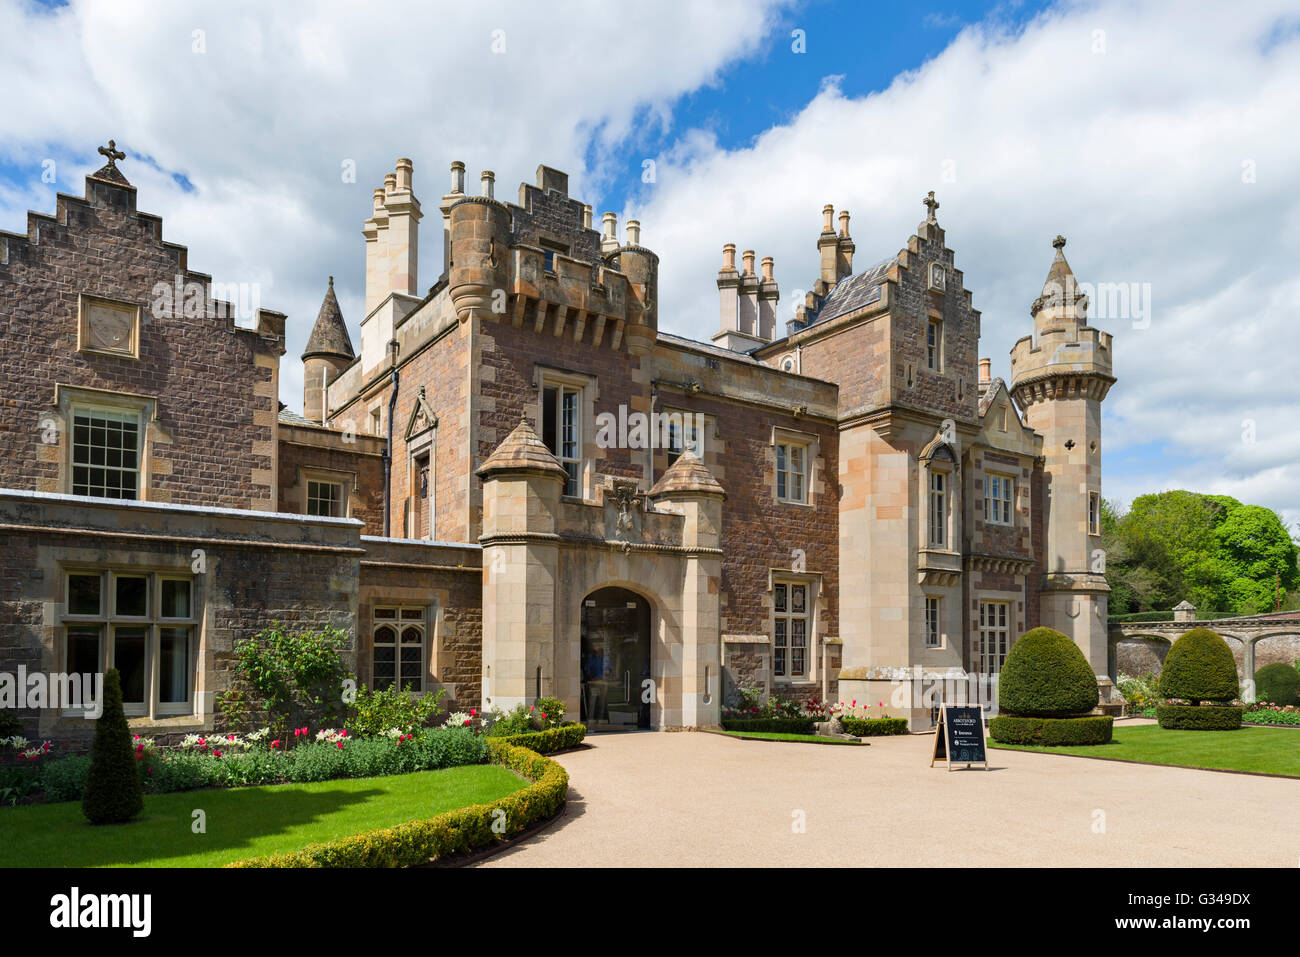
997, 627, 1099, 717
496, 724, 587, 754
720, 717, 817, 734
839, 717, 909, 737
1155, 704, 1242, 730
81, 670, 144, 825
988, 715, 1114, 746
1254, 663, 1300, 707
1158, 628, 1239, 705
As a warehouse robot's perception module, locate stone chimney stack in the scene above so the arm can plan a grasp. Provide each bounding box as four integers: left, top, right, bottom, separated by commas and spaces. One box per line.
817, 204, 839, 292
836, 210, 854, 280
979, 357, 992, 383
480, 170, 495, 199
758, 255, 779, 341
440, 161, 466, 275
627, 220, 641, 246
582, 204, 593, 230
738, 250, 759, 337
601, 212, 620, 254
362, 158, 422, 370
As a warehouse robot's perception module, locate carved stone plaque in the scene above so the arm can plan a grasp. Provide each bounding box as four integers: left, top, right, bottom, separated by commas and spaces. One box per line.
79, 295, 139, 357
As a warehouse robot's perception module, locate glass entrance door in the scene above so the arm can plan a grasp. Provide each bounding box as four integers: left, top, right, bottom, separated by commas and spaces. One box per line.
580, 588, 651, 731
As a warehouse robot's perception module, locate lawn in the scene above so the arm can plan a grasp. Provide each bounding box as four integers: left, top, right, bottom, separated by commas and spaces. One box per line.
713, 730, 864, 745
991, 723, 1300, 777
0, 764, 527, 867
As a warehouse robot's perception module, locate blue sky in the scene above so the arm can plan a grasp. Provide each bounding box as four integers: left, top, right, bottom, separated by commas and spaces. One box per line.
1, 0, 1297, 530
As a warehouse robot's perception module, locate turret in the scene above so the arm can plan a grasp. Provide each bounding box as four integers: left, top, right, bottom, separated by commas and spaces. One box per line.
1009, 236, 1115, 672
301, 276, 355, 424
447, 171, 510, 324
615, 219, 658, 356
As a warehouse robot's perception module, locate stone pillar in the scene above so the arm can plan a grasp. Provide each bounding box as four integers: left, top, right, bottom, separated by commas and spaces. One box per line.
1242, 638, 1256, 702
477, 417, 566, 713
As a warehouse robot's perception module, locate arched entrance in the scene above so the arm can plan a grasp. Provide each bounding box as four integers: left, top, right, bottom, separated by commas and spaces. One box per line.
581, 587, 652, 731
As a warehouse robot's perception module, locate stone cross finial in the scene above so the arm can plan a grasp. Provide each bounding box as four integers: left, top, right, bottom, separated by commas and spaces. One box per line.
923, 190, 939, 222
1052, 234, 1067, 250
97, 140, 126, 168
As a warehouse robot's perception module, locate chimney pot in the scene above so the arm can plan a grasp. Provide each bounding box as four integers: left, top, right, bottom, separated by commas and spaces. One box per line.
626, 219, 641, 246
384, 172, 397, 194
722, 243, 736, 271
372, 188, 385, 214
602, 212, 617, 241
480, 170, 495, 199
395, 157, 413, 190
822, 204, 835, 232
741, 249, 756, 276
761, 256, 774, 282
582, 204, 593, 229
838, 210, 850, 237
979, 357, 992, 383
450, 161, 465, 194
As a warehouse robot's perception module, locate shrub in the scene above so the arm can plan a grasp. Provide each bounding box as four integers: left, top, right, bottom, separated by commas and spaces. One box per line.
81, 670, 144, 824
0, 712, 21, 738
496, 724, 587, 754
218, 623, 355, 736
1254, 663, 1300, 707
720, 718, 816, 734
839, 717, 909, 737
227, 740, 568, 868
1158, 628, 1239, 705
988, 715, 1114, 746
483, 704, 536, 737
997, 627, 1099, 717
532, 697, 567, 730
39, 755, 91, 803
1156, 704, 1243, 730
1116, 672, 1163, 712
347, 685, 445, 738
1242, 704, 1300, 726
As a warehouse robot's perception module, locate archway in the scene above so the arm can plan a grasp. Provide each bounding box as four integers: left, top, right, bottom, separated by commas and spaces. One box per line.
580, 586, 652, 731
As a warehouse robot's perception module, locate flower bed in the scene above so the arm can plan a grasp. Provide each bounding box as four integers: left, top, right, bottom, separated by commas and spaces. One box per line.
3, 726, 487, 806
720, 717, 817, 734
1242, 703, 1300, 726
226, 739, 569, 867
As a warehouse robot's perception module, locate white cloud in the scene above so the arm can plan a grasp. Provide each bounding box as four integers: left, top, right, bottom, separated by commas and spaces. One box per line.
628, 0, 1300, 527
0, 0, 788, 411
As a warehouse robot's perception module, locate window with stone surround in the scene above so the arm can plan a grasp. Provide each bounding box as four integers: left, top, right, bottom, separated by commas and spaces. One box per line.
372, 606, 426, 692
772, 580, 809, 680
540, 375, 586, 499
928, 467, 948, 547
306, 480, 343, 518
927, 319, 943, 371
1088, 491, 1101, 536
986, 473, 1014, 526
665, 417, 700, 468
61, 569, 197, 717
539, 238, 568, 274
978, 600, 1010, 674
72, 407, 141, 500
776, 441, 807, 504
925, 596, 942, 648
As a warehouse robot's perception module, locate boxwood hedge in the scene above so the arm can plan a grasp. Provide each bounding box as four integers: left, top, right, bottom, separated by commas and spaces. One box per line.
496, 723, 587, 754
1158, 628, 1239, 705
839, 717, 909, 737
988, 715, 1114, 746
997, 627, 1099, 717
720, 718, 816, 734
226, 740, 568, 867
1155, 704, 1243, 730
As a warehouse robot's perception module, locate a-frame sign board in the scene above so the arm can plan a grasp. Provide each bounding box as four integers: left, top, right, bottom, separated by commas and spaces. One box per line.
929, 702, 990, 771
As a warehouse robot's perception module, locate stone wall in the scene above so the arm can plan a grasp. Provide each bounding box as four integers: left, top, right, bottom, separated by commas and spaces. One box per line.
277, 422, 385, 532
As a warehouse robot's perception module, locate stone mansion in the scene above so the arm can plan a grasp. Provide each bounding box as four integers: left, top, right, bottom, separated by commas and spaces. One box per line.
0, 147, 1115, 743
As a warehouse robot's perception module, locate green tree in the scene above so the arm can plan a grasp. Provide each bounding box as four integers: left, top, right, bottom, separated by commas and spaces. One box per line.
82, 669, 144, 825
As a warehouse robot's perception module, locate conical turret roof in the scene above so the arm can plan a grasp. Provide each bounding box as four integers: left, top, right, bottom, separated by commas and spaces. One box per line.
1032, 235, 1082, 315
302, 277, 355, 360
476, 413, 568, 478
648, 450, 726, 499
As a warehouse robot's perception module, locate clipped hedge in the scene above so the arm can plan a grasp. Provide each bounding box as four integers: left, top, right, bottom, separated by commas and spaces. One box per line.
496, 723, 587, 754
839, 717, 909, 737
227, 740, 568, 868
988, 715, 1114, 746
1156, 704, 1243, 731
1254, 663, 1300, 707
1159, 628, 1239, 705
720, 718, 816, 734
997, 627, 1099, 717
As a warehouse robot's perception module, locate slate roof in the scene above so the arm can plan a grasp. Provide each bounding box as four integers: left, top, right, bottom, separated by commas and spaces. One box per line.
278, 408, 317, 427
805, 257, 893, 327
302, 277, 355, 360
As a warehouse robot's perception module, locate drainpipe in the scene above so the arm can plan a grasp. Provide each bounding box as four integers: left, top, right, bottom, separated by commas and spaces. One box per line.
382, 339, 400, 537
647, 383, 658, 490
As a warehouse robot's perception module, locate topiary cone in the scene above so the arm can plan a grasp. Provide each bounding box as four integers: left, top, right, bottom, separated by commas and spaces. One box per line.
1158, 628, 1239, 706
82, 668, 145, 825
997, 627, 1099, 717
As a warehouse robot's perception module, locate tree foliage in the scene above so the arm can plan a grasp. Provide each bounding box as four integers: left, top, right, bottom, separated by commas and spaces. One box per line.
1102, 491, 1298, 616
